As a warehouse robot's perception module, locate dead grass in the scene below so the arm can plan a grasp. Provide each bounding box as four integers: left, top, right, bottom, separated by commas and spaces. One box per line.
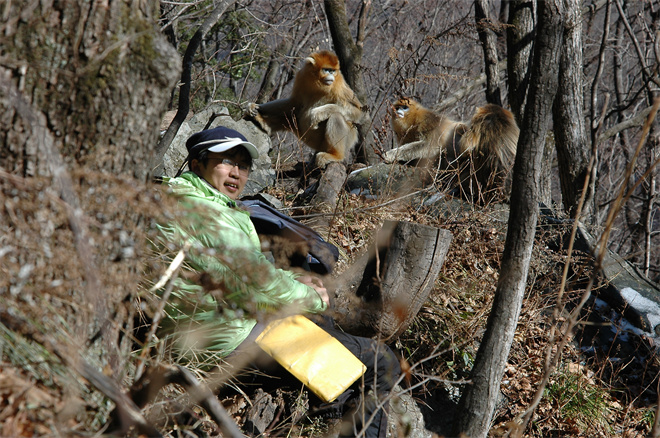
1, 169, 659, 437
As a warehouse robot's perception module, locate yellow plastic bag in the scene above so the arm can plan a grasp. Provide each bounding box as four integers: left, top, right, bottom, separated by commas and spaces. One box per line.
255, 315, 366, 402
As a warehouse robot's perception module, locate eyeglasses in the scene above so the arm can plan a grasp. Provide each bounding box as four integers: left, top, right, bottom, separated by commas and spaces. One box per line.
213, 157, 251, 174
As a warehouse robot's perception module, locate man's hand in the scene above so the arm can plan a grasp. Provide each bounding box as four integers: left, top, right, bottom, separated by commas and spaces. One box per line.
297, 275, 330, 306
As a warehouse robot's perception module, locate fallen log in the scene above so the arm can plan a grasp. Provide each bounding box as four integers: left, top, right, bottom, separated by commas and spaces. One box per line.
331, 220, 452, 341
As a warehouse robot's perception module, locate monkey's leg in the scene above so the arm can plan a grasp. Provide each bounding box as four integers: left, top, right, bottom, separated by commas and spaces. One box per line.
314, 114, 357, 167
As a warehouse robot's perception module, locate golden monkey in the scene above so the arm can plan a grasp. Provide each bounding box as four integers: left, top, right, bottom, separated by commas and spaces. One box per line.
246, 50, 368, 167
386, 97, 519, 202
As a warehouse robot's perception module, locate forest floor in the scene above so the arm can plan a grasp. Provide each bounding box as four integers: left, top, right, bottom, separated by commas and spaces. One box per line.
0, 170, 659, 437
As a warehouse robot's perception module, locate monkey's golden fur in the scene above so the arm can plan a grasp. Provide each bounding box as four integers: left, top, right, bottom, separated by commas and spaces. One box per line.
246, 50, 368, 167
387, 97, 519, 202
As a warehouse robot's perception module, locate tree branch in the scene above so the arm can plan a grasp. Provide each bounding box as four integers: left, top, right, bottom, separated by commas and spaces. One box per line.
152, 0, 238, 175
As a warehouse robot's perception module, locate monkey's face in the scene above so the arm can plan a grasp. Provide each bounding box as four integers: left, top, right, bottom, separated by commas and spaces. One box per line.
394, 104, 409, 119
305, 51, 341, 91
392, 99, 411, 119
320, 68, 336, 86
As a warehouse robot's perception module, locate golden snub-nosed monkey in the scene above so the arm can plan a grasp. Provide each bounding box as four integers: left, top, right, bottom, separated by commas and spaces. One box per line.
387, 97, 519, 203
246, 50, 368, 168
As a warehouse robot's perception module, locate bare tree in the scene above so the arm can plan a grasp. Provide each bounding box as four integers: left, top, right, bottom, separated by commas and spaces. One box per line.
475, 0, 503, 106
506, 0, 535, 122
452, 1, 565, 436
254, 38, 295, 104
153, 0, 238, 174
324, 0, 376, 164
553, 0, 592, 219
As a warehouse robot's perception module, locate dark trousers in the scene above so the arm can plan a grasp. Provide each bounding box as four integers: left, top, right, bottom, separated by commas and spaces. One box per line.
322, 325, 401, 438
231, 319, 401, 438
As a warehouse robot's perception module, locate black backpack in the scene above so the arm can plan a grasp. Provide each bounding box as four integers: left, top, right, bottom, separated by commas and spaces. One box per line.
241, 199, 339, 275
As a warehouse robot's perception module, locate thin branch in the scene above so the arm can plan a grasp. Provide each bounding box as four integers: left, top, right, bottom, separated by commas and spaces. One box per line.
614, 0, 660, 96
0, 76, 107, 343
153, 0, 238, 174
435, 60, 507, 113
597, 105, 654, 145
590, 0, 611, 140
513, 97, 660, 436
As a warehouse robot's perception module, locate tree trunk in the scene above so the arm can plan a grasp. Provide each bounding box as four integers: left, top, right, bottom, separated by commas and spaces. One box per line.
306, 161, 348, 240
153, 0, 237, 176
0, 0, 179, 377
553, 0, 592, 220
332, 221, 452, 341
255, 39, 294, 104
475, 0, 503, 106
506, 0, 535, 122
0, 0, 180, 181
452, 1, 564, 436
324, 0, 376, 165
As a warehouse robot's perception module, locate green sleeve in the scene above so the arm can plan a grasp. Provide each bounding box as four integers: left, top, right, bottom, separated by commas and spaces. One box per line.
162, 200, 327, 316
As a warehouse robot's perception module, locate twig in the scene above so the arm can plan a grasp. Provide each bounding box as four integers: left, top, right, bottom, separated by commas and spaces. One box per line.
148, 242, 191, 293
0, 77, 109, 347
512, 96, 660, 437
135, 241, 191, 381
0, 307, 161, 437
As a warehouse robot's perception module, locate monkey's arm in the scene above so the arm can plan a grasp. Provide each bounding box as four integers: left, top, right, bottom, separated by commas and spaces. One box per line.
309, 103, 366, 128
245, 99, 296, 134
384, 139, 444, 163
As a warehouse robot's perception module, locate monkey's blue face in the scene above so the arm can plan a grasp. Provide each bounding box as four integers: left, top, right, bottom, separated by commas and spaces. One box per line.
320, 68, 336, 86
394, 104, 409, 119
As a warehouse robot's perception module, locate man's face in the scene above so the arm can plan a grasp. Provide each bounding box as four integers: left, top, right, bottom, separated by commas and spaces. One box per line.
193, 147, 252, 200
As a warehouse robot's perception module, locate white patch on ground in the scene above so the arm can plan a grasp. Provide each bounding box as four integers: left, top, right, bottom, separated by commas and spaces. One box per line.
587, 296, 660, 351
620, 287, 660, 330
614, 288, 660, 346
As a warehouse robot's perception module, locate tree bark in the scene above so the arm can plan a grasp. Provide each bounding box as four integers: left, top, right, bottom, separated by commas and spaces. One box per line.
553, 0, 592, 219
332, 221, 452, 341
0, 0, 180, 374
475, 0, 503, 106
153, 0, 237, 176
452, 1, 564, 436
324, 0, 376, 165
0, 0, 180, 181
506, 0, 535, 122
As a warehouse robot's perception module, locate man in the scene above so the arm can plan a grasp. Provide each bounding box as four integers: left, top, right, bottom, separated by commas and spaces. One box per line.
157, 126, 400, 437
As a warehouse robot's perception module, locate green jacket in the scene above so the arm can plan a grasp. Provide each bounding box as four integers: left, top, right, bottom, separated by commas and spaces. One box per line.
156, 171, 327, 365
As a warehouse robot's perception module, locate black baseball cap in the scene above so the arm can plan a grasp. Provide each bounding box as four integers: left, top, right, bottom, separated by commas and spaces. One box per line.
186, 126, 259, 160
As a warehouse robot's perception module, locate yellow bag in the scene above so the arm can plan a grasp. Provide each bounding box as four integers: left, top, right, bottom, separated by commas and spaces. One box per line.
255, 315, 366, 402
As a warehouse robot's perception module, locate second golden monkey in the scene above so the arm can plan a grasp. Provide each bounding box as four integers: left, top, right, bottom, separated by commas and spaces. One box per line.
246, 51, 368, 167
386, 97, 519, 202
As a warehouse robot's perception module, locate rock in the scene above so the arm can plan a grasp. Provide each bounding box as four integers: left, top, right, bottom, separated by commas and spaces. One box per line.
346, 162, 429, 199
388, 387, 433, 438
574, 222, 660, 343
244, 388, 279, 436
